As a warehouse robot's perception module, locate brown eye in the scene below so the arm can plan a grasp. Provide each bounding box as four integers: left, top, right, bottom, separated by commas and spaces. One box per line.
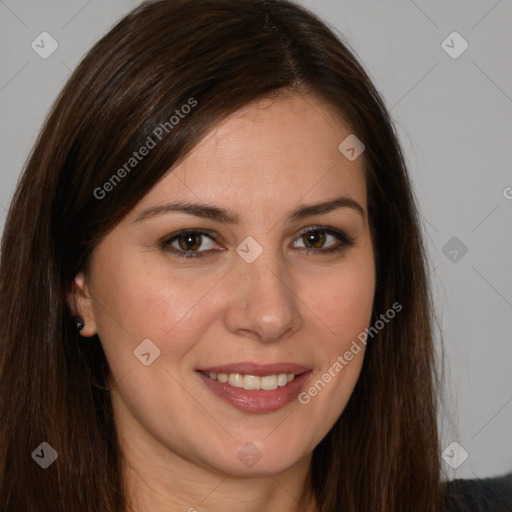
292, 227, 355, 255
301, 230, 327, 249
161, 230, 219, 259
176, 233, 202, 251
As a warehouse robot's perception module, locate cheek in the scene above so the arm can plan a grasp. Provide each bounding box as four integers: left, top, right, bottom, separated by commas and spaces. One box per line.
311, 251, 375, 348
88, 245, 223, 377
297, 253, 374, 420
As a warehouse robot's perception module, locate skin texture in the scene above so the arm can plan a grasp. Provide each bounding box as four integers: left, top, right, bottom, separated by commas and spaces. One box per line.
71, 93, 376, 512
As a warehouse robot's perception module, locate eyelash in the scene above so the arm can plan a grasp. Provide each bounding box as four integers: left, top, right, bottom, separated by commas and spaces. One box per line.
160, 226, 355, 260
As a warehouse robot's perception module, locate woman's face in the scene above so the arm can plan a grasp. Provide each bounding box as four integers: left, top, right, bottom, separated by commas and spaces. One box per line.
74, 93, 375, 476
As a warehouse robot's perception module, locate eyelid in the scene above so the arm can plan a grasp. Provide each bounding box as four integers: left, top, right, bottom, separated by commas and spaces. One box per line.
298, 225, 353, 241
160, 228, 221, 249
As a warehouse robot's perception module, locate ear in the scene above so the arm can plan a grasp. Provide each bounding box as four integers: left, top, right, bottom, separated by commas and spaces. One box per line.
66, 271, 98, 337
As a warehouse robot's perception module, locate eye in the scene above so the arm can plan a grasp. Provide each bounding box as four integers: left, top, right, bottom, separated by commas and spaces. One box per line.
161, 230, 220, 259
292, 226, 355, 255
161, 226, 355, 260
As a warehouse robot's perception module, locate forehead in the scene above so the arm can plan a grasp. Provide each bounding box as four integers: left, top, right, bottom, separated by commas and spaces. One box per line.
136, 93, 367, 217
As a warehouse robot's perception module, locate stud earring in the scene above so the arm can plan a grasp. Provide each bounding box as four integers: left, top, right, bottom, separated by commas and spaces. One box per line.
72, 316, 85, 332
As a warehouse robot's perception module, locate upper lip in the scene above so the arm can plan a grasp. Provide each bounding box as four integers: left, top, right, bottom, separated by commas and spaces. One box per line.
196, 362, 311, 376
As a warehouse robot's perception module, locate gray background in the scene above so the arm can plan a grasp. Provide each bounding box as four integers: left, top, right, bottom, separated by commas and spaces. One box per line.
1, 0, 511, 480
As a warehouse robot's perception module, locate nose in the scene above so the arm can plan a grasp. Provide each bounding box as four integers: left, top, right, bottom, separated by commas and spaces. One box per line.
223, 251, 303, 343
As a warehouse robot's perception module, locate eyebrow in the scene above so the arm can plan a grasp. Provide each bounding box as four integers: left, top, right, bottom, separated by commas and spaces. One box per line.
133, 195, 365, 224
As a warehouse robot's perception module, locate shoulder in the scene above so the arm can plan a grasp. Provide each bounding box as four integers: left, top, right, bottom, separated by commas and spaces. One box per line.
442, 472, 512, 511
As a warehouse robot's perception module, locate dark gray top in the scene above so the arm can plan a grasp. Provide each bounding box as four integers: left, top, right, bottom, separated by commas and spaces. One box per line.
443, 472, 512, 511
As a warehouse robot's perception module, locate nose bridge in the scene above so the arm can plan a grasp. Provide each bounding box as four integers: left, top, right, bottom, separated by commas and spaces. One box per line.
228, 241, 301, 342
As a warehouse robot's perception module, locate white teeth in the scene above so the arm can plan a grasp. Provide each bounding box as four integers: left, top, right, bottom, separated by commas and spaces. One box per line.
277, 373, 288, 387
261, 375, 278, 390
228, 373, 244, 388
205, 371, 297, 390
243, 374, 260, 390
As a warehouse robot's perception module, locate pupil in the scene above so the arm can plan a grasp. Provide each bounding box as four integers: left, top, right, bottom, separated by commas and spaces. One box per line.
306, 231, 325, 248
181, 234, 199, 250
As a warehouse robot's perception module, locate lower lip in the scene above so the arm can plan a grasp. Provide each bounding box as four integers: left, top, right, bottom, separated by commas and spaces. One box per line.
197, 371, 312, 413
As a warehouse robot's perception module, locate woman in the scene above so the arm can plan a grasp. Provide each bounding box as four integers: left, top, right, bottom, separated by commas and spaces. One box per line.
0, 0, 509, 511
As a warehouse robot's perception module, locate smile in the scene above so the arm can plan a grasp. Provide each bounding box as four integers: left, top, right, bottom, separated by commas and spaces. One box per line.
196, 365, 312, 413
202, 371, 296, 390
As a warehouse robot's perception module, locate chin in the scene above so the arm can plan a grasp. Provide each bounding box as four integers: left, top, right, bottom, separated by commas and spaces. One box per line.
195, 438, 309, 477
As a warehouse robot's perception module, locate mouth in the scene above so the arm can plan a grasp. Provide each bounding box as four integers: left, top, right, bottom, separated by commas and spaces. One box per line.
196, 362, 312, 413
200, 371, 298, 390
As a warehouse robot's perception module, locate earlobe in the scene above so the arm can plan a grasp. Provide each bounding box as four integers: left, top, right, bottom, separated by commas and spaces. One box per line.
66, 271, 98, 337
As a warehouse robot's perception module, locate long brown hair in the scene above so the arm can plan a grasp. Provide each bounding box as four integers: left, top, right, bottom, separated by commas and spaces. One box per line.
0, 0, 443, 510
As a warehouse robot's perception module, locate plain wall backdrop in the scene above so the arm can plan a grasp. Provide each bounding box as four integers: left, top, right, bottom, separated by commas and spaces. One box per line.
0, 0, 511, 480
